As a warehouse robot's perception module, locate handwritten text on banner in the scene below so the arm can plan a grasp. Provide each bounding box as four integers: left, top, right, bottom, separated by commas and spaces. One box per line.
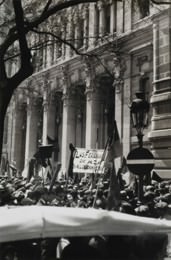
73, 148, 104, 174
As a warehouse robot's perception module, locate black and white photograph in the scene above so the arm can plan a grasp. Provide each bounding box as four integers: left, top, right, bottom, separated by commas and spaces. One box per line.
1, 0, 171, 259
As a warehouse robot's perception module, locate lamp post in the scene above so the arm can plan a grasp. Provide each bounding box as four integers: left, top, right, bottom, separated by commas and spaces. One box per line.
128, 91, 151, 200
130, 91, 150, 147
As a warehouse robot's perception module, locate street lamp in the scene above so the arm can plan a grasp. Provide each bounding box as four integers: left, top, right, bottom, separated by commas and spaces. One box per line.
130, 91, 150, 147
128, 91, 151, 200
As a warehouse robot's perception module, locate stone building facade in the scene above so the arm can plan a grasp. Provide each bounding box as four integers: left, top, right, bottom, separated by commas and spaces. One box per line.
2, 1, 171, 178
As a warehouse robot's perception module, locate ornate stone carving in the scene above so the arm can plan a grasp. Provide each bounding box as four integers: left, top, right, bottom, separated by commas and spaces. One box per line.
83, 57, 96, 96
60, 65, 69, 96
97, 0, 105, 10
82, 4, 89, 19
112, 56, 126, 94
60, 65, 76, 105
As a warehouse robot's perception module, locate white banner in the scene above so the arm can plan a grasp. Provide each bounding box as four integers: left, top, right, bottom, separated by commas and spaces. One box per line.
73, 148, 104, 174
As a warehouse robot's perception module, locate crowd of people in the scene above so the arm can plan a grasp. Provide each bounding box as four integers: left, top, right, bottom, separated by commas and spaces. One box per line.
1, 167, 171, 259
0, 168, 171, 219
0, 233, 168, 260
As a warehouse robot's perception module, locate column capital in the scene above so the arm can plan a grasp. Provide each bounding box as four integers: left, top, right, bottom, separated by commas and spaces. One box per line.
82, 4, 89, 18
42, 78, 52, 91
43, 95, 49, 112
84, 56, 91, 71
112, 56, 126, 93
83, 57, 96, 92
62, 87, 76, 107
73, 13, 79, 24
60, 65, 71, 94
97, 0, 105, 10
15, 101, 26, 112
153, 22, 159, 30
67, 12, 73, 23
26, 95, 42, 114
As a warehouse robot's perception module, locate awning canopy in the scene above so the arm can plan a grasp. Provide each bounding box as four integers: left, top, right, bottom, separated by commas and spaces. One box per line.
0, 206, 171, 242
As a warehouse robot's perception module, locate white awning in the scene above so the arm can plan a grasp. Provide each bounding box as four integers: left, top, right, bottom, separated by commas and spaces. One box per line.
0, 206, 171, 242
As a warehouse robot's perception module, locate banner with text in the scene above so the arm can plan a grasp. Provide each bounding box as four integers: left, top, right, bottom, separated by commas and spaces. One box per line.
73, 148, 104, 174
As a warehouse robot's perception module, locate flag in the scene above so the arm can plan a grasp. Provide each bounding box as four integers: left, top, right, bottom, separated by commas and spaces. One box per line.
107, 163, 121, 211
103, 120, 122, 168
112, 120, 122, 158
151, 170, 163, 182
102, 120, 122, 210
46, 158, 53, 180
117, 157, 136, 190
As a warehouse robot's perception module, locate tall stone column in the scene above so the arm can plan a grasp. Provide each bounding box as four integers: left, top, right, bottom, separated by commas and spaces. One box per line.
53, 17, 62, 61
24, 97, 31, 166
83, 5, 89, 49
11, 100, 26, 171
46, 33, 52, 67
24, 96, 41, 166
61, 67, 77, 176
42, 77, 51, 145
47, 95, 56, 142
74, 13, 81, 49
116, 0, 123, 33
61, 24, 66, 59
84, 60, 101, 149
98, 1, 105, 37
88, 3, 99, 46
7, 100, 15, 163
109, 0, 116, 34
85, 89, 101, 149
124, 0, 132, 32
149, 10, 171, 177
66, 12, 73, 58
43, 34, 47, 69
42, 90, 48, 146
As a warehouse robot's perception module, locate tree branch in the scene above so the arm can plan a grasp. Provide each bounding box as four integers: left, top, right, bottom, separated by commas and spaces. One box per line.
41, 0, 53, 16
151, 0, 171, 4
31, 28, 90, 56
10, 0, 33, 90
0, 52, 7, 80
32, 28, 114, 79
0, 0, 5, 6
13, 0, 32, 68
0, 0, 99, 62
37, 0, 98, 25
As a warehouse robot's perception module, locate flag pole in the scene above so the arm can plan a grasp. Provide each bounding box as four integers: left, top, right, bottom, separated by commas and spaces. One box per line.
93, 120, 122, 209
91, 136, 110, 189
107, 161, 121, 211
92, 137, 110, 208
49, 162, 61, 193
